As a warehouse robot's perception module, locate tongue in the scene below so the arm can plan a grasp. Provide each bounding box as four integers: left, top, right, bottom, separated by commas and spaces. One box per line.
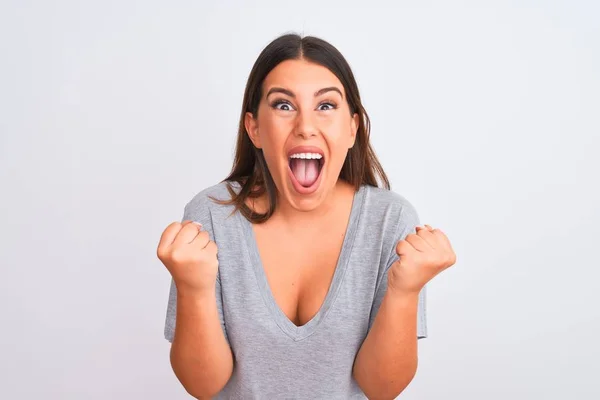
290, 159, 320, 187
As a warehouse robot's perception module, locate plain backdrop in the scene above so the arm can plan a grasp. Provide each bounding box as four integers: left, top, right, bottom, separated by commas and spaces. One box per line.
1, 1, 598, 399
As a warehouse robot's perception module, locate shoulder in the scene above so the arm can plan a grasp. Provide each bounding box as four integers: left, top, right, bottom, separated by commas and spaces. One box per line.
185, 180, 237, 211
362, 184, 420, 227
360, 185, 421, 269
182, 180, 241, 225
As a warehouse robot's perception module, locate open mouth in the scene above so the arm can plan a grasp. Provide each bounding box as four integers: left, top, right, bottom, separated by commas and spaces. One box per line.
288, 153, 325, 191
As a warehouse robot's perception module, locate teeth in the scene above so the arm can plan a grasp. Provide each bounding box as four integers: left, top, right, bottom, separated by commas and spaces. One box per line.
289, 152, 323, 160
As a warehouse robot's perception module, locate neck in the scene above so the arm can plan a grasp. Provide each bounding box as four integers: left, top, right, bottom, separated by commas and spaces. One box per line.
272, 180, 354, 227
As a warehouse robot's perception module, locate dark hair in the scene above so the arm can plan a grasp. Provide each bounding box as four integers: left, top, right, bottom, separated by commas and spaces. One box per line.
213, 33, 390, 223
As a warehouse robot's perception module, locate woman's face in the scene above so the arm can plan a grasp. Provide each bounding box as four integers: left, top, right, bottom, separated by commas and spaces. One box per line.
245, 59, 358, 212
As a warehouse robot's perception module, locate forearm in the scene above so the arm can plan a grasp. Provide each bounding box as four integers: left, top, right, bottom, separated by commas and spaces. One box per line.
170, 289, 234, 399
353, 290, 420, 399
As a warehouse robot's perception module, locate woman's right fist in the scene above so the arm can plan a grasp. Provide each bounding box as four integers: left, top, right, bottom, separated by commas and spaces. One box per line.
157, 220, 219, 294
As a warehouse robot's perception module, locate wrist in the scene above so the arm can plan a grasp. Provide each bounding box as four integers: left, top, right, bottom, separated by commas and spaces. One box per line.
175, 286, 218, 320
385, 285, 420, 304
176, 284, 216, 300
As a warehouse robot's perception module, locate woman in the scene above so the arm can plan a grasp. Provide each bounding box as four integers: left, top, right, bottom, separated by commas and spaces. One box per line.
158, 33, 456, 399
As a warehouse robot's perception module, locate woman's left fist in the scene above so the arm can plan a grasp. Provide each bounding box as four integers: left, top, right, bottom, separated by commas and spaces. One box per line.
388, 224, 457, 295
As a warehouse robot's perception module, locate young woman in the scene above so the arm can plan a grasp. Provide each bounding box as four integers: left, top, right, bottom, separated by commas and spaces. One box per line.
158, 33, 456, 399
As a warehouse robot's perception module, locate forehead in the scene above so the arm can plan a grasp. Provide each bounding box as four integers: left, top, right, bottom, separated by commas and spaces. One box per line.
263, 59, 345, 96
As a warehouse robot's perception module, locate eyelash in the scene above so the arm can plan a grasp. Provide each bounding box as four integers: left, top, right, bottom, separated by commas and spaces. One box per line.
270, 99, 338, 112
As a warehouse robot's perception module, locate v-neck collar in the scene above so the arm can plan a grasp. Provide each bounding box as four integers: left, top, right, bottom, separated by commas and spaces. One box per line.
237, 184, 367, 341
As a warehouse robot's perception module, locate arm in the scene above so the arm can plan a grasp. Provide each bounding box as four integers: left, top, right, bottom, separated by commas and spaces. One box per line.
354, 216, 456, 399
352, 290, 420, 399
170, 288, 234, 399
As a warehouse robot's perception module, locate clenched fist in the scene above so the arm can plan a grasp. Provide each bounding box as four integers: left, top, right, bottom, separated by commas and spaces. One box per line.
388, 224, 456, 295
157, 220, 219, 294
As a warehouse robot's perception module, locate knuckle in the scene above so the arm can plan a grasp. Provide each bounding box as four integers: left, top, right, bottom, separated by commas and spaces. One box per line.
182, 223, 196, 233
198, 231, 210, 241
170, 248, 187, 263
168, 221, 182, 231
205, 241, 218, 255
449, 252, 457, 265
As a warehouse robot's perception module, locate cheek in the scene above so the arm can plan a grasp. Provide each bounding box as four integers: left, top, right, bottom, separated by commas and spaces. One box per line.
258, 116, 288, 149
323, 118, 354, 150
257, 115, 292, 173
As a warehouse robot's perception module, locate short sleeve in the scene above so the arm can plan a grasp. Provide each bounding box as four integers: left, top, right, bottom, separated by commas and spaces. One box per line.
367, 201, 428, 339
163, 198, 229, 344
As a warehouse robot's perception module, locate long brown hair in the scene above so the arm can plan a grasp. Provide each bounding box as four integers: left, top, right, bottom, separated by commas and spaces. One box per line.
212, 33, 390, 224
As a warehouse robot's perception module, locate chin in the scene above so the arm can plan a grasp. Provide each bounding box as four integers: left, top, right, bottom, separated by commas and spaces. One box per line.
278, 166, 337, 213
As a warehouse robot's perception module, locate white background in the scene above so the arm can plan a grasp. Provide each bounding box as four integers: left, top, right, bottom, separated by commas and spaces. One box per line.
1, 1, 598, 399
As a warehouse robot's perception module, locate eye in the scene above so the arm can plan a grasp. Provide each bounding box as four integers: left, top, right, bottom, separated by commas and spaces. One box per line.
271, 100, 295, 111
318, 102, 337, 111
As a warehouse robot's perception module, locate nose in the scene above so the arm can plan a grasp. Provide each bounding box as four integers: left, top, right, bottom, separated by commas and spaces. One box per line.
294, 109, 318, 139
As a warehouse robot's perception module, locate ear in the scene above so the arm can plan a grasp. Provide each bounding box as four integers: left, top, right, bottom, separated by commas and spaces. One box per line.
349, 113, 359, 148
245, 112, 261, 149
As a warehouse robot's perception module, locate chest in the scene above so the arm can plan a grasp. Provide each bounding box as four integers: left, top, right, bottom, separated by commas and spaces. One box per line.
253, 222, 347, 327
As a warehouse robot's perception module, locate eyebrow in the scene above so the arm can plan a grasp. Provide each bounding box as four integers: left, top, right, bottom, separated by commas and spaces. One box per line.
266, 86, 344, 99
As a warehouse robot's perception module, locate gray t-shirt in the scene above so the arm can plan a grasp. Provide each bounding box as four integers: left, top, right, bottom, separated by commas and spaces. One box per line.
164, 180, 427, 399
